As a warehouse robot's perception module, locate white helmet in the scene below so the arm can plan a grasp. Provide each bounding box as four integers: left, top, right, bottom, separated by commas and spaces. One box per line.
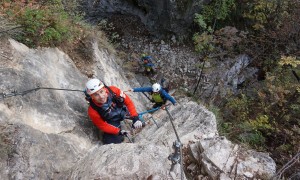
85, 78, 104, 95
152, 83, 161, 92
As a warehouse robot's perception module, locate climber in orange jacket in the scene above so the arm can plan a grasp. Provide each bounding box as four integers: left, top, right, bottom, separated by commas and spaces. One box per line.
85, 78, 143, 144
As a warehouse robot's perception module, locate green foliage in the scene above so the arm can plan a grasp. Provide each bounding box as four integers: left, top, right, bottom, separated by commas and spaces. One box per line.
218, 122, 233, 136
238, 131, 266, 147
222, 122, 232, 131
192, 0, 300, 176
192, 0, 237, 60
246, 115, 274, 132
262, 62, 299, 109
225, 94, 250, 122
221, 55, 300, 167
194, 13, 209, 32
210, 0, 236, 21
276, 144, 293, 153
97, 19, 121, 45
2, 1, 82, 47
242, 0, 290, 31
192, 32, 215, 53
243, 1, 275, 30
194, 0, 236, 31
41, 27, 63, 44
18, 7, 71, 46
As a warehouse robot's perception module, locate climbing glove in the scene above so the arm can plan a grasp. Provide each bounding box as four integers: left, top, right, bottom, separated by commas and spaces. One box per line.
133, 120, 143, 129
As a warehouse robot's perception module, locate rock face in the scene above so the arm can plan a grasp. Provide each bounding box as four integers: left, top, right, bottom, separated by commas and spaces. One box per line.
0, 38, 276, 179
80, 0, 206, 38
0, 38, 95, 179
188, 137, 276, 179
64, 143, 171, 179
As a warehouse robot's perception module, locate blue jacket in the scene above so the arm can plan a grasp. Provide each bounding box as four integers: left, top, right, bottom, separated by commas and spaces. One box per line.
141, 56, 152, 61
133, 87, 176, 105
141, 56, 155, 68
143, 63, 154, 68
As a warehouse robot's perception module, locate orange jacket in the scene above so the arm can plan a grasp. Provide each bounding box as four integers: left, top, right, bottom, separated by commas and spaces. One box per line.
88, 86, 138, 135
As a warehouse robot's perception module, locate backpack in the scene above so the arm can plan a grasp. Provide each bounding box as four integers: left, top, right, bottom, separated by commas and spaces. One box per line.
149, 87, 169, 103
160, 78, 170, 93
141, 56, 152, 64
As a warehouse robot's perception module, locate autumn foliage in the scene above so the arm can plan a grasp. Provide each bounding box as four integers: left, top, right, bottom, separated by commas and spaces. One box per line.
194, 0, 300, 178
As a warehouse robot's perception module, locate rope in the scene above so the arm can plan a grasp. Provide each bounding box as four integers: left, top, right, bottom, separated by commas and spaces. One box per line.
165, 107, 184, 180
1, 86, 84, 100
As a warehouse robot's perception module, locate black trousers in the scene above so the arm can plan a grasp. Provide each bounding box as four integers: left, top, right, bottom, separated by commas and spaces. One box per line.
103, 133, 124, 144
152, 101, 166, 108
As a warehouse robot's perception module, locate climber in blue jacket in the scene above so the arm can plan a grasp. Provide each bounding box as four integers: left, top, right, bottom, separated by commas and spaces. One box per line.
129, 83, 176, 108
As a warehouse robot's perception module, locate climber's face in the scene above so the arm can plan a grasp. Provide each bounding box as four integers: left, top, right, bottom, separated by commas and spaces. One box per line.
91, 88, 108, 104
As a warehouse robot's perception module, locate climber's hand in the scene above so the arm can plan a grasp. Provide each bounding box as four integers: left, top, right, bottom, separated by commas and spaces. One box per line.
133, 120, 143, 129
119, 130, 128, 136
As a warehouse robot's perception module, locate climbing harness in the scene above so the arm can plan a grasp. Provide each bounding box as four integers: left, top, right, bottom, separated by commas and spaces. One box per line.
1, 86, 83, 100
142, 90, 168, 105
103, 82, 125, 107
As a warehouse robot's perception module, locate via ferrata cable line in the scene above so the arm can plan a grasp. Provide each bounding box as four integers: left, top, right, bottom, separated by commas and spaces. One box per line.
1, 86, 84, 100
165, 106, 185, 180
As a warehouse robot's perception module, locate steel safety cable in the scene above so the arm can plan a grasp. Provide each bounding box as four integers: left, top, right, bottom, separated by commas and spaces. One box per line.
1, 86, 84, 100
165, 107, 184, 180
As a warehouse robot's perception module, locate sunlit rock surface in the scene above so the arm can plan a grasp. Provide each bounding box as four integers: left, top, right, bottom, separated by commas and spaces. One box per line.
0, 38, 275, 179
